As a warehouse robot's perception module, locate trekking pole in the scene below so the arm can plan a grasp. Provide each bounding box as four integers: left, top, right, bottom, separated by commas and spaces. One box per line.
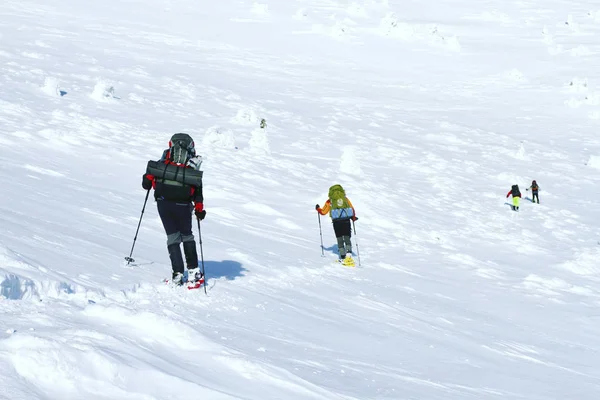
196, 218, 207, 295
352, 220, 361, 267
125, 189, 150, 265
318, 213, 325, 257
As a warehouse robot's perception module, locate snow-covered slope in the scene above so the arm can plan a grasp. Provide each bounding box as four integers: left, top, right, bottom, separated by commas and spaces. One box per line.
1, 0, 600, 398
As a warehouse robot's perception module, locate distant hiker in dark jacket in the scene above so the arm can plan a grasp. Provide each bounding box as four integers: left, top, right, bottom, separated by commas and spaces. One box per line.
506, 184, 521, 211
142, 133, 206, 285
526, 180, 540, 204
316, 184, 357, 267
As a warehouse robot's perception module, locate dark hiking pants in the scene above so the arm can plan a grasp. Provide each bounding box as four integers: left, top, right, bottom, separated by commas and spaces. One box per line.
157, 200, 198, 274
333, 220, 352, 258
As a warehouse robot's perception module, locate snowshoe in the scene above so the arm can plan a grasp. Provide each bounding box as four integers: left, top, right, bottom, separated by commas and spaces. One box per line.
186, 268, 204, 290
342, 254, 356, 267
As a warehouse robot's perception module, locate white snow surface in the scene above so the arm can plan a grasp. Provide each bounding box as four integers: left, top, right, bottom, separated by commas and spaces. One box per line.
1, 0, 600, 399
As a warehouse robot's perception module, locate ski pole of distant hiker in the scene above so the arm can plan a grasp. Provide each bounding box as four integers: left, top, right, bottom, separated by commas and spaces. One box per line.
197, 218, 207, 295
318, 213, 325, 256
352, 220, 361, 267
125, 189, 150, 265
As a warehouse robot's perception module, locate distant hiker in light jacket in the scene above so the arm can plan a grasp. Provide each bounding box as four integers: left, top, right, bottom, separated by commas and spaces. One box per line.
526, 180, 540, 204
506, 184, 521, 211
316, 184, 357, 266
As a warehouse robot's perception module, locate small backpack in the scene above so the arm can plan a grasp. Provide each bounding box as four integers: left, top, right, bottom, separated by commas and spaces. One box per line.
531, 180, 538, 190
168, 133, 195, 165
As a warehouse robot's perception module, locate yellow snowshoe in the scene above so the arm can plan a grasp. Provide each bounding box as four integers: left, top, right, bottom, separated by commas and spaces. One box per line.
342, 254, 355, 267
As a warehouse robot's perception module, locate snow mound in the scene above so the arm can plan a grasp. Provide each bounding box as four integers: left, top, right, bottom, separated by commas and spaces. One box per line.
329, 19, 356, 39
564, 15, 579, 33
2, 275, 82, 301
589, 10, 600, 22
505, 68, 525, 82
90, 80, 118, 102
584, 93, 600, 106
249, 128, 270, 154
379, 14, 460, 50
379, 13, 416, 39
41, 77, 62, 97
516, 141, 529, 160
340, 146, 363, 176
202, 126, 236, 149
542, 26, 554, 45
585, 155, 600, 169
567, 77, 588, 93
231, 108, 260, 126
293, 8, 308, 20
1, 273, 37, 300
430, 26, 461, 51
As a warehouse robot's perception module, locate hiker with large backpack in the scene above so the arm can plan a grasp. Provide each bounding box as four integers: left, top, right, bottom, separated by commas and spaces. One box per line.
506, 184, 521, 211
142, 133, 206, 286
526, 180, 540, 204
315, 185, 358, 266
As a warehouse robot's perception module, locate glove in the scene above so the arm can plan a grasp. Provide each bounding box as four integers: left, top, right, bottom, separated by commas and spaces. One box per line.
315, 204, 320, 210
526, 188, 529, 191
194, 203, 205, 220
142, 174, 154, 190
351, 216, 358, 221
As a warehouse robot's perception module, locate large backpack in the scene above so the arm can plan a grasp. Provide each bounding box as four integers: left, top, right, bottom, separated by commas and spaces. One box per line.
328, 184, 354, 220
168, 133, 195, 165
511, 184, 521, 197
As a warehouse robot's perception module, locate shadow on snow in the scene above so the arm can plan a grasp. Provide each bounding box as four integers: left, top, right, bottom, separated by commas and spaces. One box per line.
202, 259, 246, 281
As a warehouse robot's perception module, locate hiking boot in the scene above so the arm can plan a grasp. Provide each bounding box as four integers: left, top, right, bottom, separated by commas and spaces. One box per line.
171, 272, 184, 286
188, 267, 203, 283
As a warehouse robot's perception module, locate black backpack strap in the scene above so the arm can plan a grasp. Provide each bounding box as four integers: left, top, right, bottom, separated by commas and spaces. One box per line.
160, 162, 169, 181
